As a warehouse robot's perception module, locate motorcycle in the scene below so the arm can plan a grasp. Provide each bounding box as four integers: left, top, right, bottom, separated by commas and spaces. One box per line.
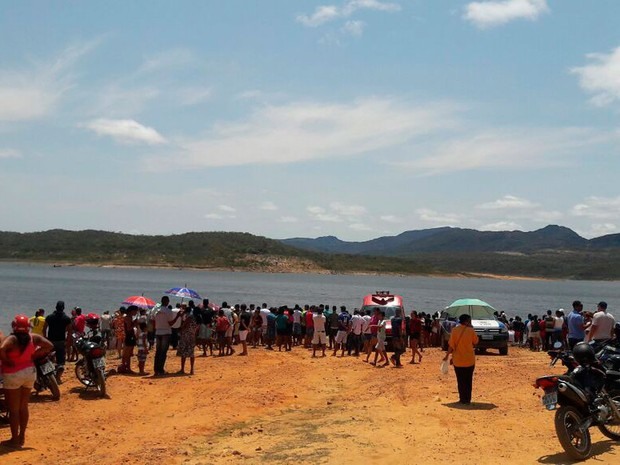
74, 332, 107, 397
33, 352, 61, 400
535, 342, 620, 460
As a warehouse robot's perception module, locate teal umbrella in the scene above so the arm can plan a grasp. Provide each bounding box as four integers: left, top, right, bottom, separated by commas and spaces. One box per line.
444, 298, 496, 319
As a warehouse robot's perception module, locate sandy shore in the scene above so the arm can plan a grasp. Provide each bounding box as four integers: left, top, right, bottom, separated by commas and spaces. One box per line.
2, 345, 618, 464
4, 259, 551, 281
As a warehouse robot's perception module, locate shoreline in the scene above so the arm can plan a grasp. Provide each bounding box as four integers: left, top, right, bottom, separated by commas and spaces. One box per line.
0, 259, 556, 282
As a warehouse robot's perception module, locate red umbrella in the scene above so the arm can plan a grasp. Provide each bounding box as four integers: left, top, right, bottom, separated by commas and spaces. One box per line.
122, 295, 156, 310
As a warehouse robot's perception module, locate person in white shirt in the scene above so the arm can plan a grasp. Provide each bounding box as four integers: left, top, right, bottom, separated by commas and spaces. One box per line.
153, 296, 181, 376
553, 309, 564, 347
312, 309, 327, 358
349, 310, 364, 356
587, 301, 616, 342
259, 303, 270, 344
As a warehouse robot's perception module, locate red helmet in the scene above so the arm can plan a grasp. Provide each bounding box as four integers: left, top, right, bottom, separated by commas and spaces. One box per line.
86, 313, 99, 326
12, 314, 30, 333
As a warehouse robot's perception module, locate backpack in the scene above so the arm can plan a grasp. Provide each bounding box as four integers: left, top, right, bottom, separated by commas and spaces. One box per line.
544, 315, 555, 330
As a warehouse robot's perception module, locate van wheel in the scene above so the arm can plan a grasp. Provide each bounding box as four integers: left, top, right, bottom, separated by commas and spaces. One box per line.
499, 346, 508, 356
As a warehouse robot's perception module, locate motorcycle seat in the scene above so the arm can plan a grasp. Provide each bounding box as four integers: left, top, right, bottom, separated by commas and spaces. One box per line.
607, 370, 620, 377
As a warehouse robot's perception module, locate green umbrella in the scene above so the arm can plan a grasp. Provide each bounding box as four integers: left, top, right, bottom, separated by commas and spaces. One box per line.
444, 298, 496, 319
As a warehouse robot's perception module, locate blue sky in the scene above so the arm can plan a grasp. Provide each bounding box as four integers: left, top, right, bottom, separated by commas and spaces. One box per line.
1, 0, 619, 240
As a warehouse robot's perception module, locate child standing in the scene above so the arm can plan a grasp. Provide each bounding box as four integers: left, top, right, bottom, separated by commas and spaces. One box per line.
136, 322, 149, 375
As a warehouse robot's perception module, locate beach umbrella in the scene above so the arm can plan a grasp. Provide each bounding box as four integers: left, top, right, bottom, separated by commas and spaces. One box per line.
122, 295, 156, 310
164, 286, 202, 301
444, 298, 496, 319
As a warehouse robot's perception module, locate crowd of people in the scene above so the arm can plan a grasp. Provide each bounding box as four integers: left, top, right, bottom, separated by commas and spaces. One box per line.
501, 300, 618, 351
1, 296, 617, 450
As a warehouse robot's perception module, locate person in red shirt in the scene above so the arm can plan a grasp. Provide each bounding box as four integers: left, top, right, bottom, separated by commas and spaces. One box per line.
409, 310, 423, 364
0, 315, 54, 448
304, 307, 314, 348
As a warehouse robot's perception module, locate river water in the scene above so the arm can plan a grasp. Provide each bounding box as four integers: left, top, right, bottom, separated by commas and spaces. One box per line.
0, 262, 618, 332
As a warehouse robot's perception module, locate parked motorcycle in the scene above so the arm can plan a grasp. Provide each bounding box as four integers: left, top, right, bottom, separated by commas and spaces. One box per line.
74, 332, 107, 397
535, 342, 620, 460
33, 352, 61, 400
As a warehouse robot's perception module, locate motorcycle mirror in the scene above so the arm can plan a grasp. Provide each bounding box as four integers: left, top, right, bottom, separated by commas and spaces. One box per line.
553, 341, 563, 349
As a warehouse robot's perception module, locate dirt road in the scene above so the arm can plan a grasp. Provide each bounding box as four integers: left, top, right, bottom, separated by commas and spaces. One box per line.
1, 345, 618, 464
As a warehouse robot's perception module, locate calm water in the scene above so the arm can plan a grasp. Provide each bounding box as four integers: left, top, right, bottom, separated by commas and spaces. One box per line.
0, 262, 618, 333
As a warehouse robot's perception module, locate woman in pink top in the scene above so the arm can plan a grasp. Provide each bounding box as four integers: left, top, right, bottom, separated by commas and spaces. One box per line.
0, 315, 53, 448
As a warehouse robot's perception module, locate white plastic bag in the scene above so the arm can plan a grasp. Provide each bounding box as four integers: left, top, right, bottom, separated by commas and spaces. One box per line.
440, 359, 449, 375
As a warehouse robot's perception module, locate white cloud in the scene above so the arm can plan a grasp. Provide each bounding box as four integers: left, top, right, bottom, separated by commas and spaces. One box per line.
330, 202, 367, 217
0, 41, 97, 122
146, 97, 454, 170
588, 223, 618, 238
416, 208, 461, 225
379, 215, 403, 223
571, 46, 620, 106
342, 20, 365, 37
463, 0, 549, 29
82, 118, 167, 145
396, 127, 615, 176
571, 196, 620, 220
481, 221, 523, 231
204, 213, 225, 220
296, 0, 400, 27
138, 49, 197, 74
278, 216, 299, 223
477, 195, 539, 210
349, 222, 373, 231
259, 201, 278, 211
176, 86, 213, 106
218, 205, 237, 213
91, 85, 160, 117
0, 148, 21, 159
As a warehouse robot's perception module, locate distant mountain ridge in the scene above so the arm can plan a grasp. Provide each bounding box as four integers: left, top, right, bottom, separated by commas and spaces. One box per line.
281, 225, 617, 256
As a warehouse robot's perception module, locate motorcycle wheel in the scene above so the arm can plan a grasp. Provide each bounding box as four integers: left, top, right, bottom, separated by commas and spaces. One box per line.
95, 368, 107, 398
598, 390, 620, 441
75, 359, 95, 387
554, 405, 592, 460
47, 374, 61, 401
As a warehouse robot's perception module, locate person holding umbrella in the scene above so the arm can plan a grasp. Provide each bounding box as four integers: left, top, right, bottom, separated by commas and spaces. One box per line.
443, 314, 479, 405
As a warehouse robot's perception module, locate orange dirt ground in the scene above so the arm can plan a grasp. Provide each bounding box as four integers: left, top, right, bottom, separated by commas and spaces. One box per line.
1, 344, 618, 465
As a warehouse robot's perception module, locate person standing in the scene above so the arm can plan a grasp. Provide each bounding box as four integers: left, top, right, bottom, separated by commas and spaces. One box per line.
312, 308, 327, 358
408, 310, 423, 364
177, 304, 199, 374
29, 309, 46, 336
333, 306, 351, 357
99, 310, 112, 349
238, 304, 251, 356
567, 301, 585, 349
153, 296, 180, 376
443, 314, 479, 405
390, 308, 405, 367
0, 315, 53, 448
348, 310, 364, 356
42, 301, 72, 384
586, 301, 616, 342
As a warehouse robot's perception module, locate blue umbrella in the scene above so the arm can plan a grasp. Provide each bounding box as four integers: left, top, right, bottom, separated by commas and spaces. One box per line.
164, 286, 202, 301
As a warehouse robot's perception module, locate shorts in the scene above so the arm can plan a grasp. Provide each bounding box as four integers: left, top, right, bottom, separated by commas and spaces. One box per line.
293, 323, 302, 336
410, 332, 421, 341
2, 366, 36, 390
364, 333, 372, 341
261, 325, 268, 335
312, 331, 327, 345
530, 331, 541, 341
335, 331, 348, 345
225, 326, 233, 338
375, 339, 386, 351
137, 349, 148, 362
239, 330, 249, 342
125, 332, 137, 347
306, 328, 314, 338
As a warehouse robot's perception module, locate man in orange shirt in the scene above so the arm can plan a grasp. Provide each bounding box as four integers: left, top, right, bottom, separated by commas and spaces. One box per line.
443, 314, 479, 405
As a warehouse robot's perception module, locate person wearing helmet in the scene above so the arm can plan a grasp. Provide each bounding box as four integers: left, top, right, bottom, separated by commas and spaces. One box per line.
0, 315, 54, 448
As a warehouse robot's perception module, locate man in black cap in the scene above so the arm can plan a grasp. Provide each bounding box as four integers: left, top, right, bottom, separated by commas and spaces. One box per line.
43, 301, 72, 383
